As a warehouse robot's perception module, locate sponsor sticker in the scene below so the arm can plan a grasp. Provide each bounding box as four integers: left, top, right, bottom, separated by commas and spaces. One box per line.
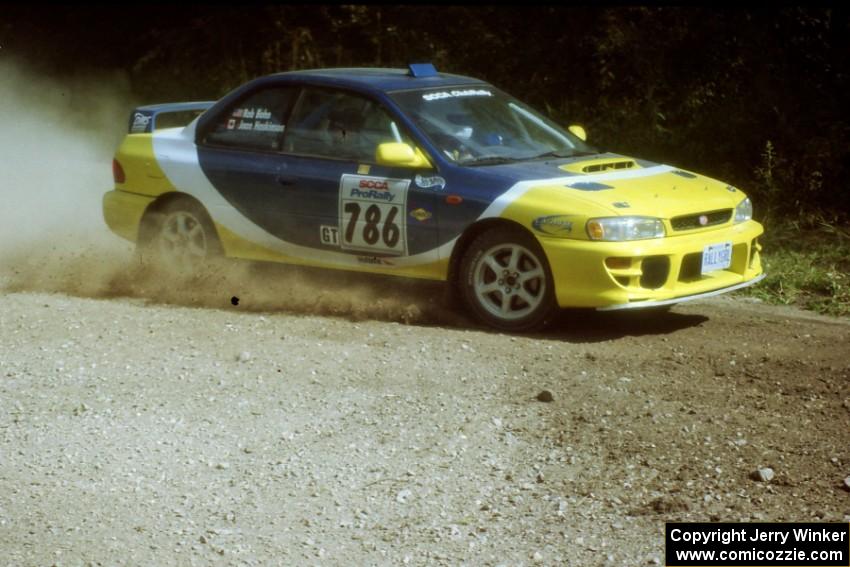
356, 255, 394, 265
409, 208, 432, 222
131, 111, 152, 133
422, 89, 493, 101
414, 174, 446, 190
320, 225, 340, 246
532, 215, 575, 236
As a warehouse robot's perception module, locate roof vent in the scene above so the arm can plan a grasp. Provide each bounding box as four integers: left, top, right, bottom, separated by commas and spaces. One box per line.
408, 63, 438, 78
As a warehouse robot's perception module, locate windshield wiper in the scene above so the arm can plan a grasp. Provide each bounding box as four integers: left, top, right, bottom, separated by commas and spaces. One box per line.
463, 149, 601, 166
462, 156, 523, 166
530, 149, 599, 160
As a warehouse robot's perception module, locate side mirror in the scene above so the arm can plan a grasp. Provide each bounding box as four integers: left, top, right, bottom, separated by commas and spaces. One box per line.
568, 124, 587, 142
375, 142, 432, 169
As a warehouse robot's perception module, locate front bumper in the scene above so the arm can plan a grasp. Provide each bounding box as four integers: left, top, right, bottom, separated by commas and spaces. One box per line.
596, 273, 765, 310
540, 220, 764, 308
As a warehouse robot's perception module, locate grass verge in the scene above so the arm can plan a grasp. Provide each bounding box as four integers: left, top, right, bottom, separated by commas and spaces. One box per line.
742, 220, 850, 317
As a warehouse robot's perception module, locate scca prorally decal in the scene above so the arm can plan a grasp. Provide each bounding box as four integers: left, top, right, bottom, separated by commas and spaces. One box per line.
349, 179, 396, 202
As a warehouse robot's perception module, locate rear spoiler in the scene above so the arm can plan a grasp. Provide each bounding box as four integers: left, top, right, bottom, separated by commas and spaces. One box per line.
128, 101, 216, 134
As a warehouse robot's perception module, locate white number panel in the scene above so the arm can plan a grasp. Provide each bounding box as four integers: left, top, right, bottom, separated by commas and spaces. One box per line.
338, 174, 409, 255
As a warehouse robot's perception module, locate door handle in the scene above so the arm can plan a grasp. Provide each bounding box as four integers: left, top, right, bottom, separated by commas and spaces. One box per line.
276, 175, 297, 187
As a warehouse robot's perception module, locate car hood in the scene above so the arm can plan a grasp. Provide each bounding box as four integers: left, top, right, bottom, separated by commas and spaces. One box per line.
481, 153, 744, 218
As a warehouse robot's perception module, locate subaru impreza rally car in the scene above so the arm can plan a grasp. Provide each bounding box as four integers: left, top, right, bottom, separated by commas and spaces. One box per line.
103, 63, 764, 330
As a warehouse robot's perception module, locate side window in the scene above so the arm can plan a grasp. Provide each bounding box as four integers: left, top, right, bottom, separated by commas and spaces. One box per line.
203, 87, 294, 151
283, 88, 412, 162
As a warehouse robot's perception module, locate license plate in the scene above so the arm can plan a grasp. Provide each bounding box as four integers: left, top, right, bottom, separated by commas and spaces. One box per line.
701, 242, 732, 274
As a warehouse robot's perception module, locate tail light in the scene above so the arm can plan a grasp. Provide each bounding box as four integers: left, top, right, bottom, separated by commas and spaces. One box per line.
112, 159, 126, 184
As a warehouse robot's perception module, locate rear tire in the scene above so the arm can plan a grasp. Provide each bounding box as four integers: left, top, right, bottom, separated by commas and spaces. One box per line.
138, 199, 221, 275
458, 226, 556, 331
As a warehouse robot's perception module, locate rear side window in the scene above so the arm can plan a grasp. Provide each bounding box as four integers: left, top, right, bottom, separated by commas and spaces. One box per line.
282, 88, 411, 162
203, 87, 295, 152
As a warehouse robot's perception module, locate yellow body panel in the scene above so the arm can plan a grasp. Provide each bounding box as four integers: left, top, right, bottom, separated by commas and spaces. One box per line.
540, 222, 762, 308
114, 134, 173, 196
102, 189, 155, 242
568, 172, 737, 218
500, 185, 615, 231
497, 178, 763, 308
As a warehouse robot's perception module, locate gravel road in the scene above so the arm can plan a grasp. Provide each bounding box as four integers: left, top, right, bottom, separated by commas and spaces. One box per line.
1, 258, 849, 566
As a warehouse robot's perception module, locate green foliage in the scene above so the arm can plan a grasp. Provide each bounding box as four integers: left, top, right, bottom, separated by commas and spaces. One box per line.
744, 221, 850, 316
5, 7, 847, 213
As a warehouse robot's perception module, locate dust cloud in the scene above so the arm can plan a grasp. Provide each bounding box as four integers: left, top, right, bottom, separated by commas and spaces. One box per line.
0, 60, 459, 326
0, 59, 132, 253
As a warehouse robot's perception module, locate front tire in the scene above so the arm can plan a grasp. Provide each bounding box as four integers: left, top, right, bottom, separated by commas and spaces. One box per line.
459, 226, 556, 331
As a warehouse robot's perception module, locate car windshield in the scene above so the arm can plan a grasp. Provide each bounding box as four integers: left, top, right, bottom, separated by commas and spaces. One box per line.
389, 86, 597, 165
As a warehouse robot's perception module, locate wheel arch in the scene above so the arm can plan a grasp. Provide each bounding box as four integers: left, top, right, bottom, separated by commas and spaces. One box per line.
448, 218, 543, 289
137, 191, 221, 249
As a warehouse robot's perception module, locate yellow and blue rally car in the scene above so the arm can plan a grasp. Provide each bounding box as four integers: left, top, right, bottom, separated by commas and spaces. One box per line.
103, 63, 764, 330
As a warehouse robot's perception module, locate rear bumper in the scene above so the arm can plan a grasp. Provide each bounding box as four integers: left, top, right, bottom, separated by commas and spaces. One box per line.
540, 220, 765, 308
102, 189, 154, 243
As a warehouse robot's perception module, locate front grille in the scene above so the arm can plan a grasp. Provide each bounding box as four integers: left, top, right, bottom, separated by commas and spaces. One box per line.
670, 209, 732, 231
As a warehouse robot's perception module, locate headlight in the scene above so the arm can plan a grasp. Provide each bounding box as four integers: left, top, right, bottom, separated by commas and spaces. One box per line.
586, 216, 666, 241
734, 197, 752, 223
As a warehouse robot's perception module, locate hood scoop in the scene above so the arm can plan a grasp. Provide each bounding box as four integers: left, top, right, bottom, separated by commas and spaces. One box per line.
559, 158, 638, 174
